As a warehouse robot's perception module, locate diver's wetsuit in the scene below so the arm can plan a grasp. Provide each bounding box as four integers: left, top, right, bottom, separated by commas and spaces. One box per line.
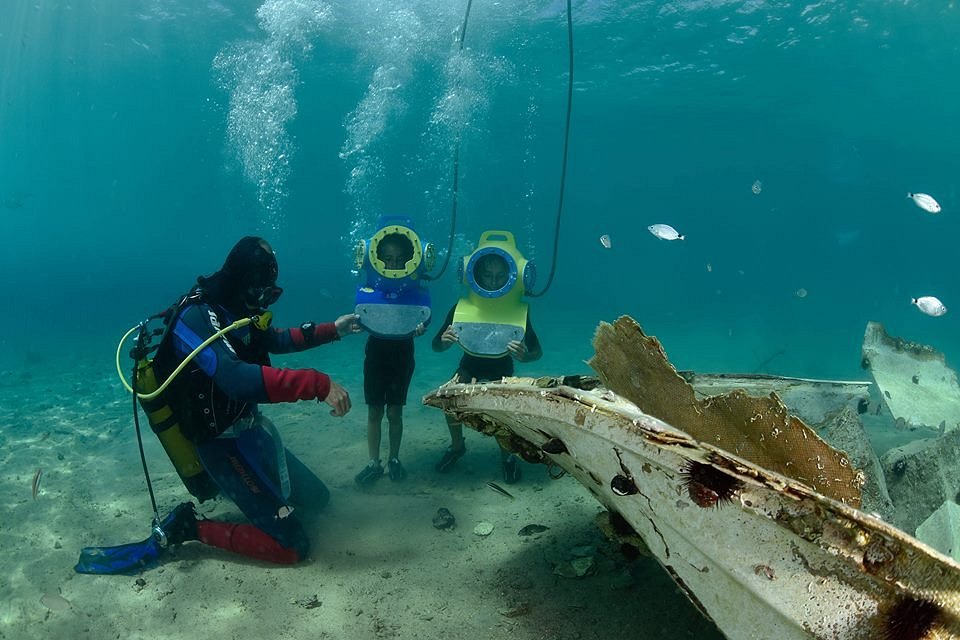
432, 305, 541, 382
155, 296, 340, 565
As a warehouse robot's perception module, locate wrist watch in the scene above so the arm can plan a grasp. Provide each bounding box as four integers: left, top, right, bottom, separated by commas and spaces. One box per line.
300, 322, 316, 346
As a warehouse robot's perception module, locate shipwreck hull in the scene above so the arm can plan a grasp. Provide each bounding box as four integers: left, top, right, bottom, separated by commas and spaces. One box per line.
681, 371, 871, 428
425, 378, 960, 640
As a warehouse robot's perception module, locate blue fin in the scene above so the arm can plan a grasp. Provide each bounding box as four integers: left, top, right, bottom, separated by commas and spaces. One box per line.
74, 536, 163, 575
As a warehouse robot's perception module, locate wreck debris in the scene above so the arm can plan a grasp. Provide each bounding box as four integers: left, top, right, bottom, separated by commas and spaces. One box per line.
540, 437, 568, 455
882, 429, 960, 535
423, 315, 960, 640
818, 406, 895, 521
861, 321, 960, 433
589, 317, 862, 505
432, 508, 456, 530
610, 474, 639, 496
680, 371, 871, 428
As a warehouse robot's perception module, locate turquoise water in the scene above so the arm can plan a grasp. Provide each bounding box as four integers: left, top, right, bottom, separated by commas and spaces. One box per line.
2, 0, 958, 380
2, 2, 958, 637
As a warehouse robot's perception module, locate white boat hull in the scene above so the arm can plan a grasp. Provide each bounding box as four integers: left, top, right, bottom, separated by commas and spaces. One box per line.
425, 379, 960, 640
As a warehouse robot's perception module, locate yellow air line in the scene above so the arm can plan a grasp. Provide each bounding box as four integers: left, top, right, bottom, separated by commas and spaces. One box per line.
115, 316, 259, 399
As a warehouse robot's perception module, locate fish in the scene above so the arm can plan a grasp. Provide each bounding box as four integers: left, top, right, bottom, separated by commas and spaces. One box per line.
486, 481, 515, 499
795, 288, 808, 299
751, 179, 762, 195
518, 524, 550, 536
32, 468, 42, 499
599, 234, 612, 249
912, 296, 947, 317
39, 592, 72, 612
648, 224, 684, 241
907, 192, 941, 214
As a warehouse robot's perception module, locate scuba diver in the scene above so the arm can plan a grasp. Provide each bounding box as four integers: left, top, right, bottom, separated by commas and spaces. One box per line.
352, 216, 433, 486
75, 236, 361, 575
431, 230, 542, 483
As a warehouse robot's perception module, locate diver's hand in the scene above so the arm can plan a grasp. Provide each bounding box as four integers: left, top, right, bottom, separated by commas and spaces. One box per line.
507, 340, 527, 361
323, 381, 352, 417
414, 322, 426, 337
335, 313, 361, 337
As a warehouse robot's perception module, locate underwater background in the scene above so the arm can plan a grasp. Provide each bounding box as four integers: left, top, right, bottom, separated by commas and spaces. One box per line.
2, 0, 959, 380
1, 2, 959, 638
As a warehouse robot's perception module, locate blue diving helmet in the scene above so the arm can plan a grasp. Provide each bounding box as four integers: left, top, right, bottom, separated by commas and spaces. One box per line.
354, 215, 435, 338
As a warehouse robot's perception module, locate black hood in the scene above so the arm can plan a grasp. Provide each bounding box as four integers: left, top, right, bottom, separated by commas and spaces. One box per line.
196, 236, 281, 314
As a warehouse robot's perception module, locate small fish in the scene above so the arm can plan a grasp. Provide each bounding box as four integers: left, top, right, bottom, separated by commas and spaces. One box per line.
32, 468, 42, 499
648, 224, 684, 241
486, 481, 515, 499
912, 296, 947, 317
39, 592, 72, 612
599, 234, 612, 249
907, 192, 941, 214
751, 179, 762, 195
795, 288, 808, 299
518, 524, 550, 536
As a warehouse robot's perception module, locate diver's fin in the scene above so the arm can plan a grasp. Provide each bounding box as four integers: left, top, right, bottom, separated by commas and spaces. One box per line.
74, 536, 164, 575
74, 503, 199, 576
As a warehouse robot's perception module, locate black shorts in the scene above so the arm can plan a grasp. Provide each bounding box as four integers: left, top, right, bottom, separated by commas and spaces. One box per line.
455, 353, 514, 383
364, 336, 415, 406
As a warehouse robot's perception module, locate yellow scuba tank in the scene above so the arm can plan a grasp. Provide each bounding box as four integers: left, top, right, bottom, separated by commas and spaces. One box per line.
119, 301, 264, 502
134, 357, 218, 501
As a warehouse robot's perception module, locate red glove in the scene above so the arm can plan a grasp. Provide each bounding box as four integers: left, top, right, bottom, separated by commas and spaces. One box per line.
261, 367, 331, 403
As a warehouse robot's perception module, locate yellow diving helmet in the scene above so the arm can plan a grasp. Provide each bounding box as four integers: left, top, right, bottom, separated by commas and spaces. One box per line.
452, 230, 536, 357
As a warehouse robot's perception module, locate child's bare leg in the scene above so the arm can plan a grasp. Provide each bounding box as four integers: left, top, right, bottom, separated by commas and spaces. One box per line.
355, 405, 387, 487
385, 404, 407, 481
434, 414, 467, 473
367, 405, 385, 461
446, 414, 465, 452
386, 404, 404, 460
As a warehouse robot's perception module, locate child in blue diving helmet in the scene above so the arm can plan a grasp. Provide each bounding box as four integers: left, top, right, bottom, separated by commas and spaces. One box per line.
431, 230, 542, 484
353, 216, 434, 486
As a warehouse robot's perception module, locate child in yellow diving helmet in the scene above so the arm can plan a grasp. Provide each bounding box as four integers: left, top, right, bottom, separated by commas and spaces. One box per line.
432, 251, 542, 484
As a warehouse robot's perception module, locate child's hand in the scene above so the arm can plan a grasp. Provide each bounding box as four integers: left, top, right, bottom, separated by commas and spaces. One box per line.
507, 340, 527, 361
440, 326, 459, 345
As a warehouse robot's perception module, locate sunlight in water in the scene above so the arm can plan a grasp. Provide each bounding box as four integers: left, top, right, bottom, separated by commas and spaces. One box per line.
213, 0, 333, 230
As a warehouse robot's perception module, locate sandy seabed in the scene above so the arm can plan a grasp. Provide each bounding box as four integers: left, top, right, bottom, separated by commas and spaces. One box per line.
0, 336, 728, 640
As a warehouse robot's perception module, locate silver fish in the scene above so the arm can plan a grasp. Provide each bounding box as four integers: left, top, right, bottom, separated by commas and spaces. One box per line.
32, 468, 42, 500
912, 296, 947, 317
486, 481, 515, 499
648, 223, 684, 241
907, 192, 941, 214
599, 234, 612, 249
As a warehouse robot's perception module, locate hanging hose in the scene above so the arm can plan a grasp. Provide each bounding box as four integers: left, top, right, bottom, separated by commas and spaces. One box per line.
528, 0, 573, 298
130, 323, 162, 524
428, 0, 573, 293
425, 0, 474, 282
